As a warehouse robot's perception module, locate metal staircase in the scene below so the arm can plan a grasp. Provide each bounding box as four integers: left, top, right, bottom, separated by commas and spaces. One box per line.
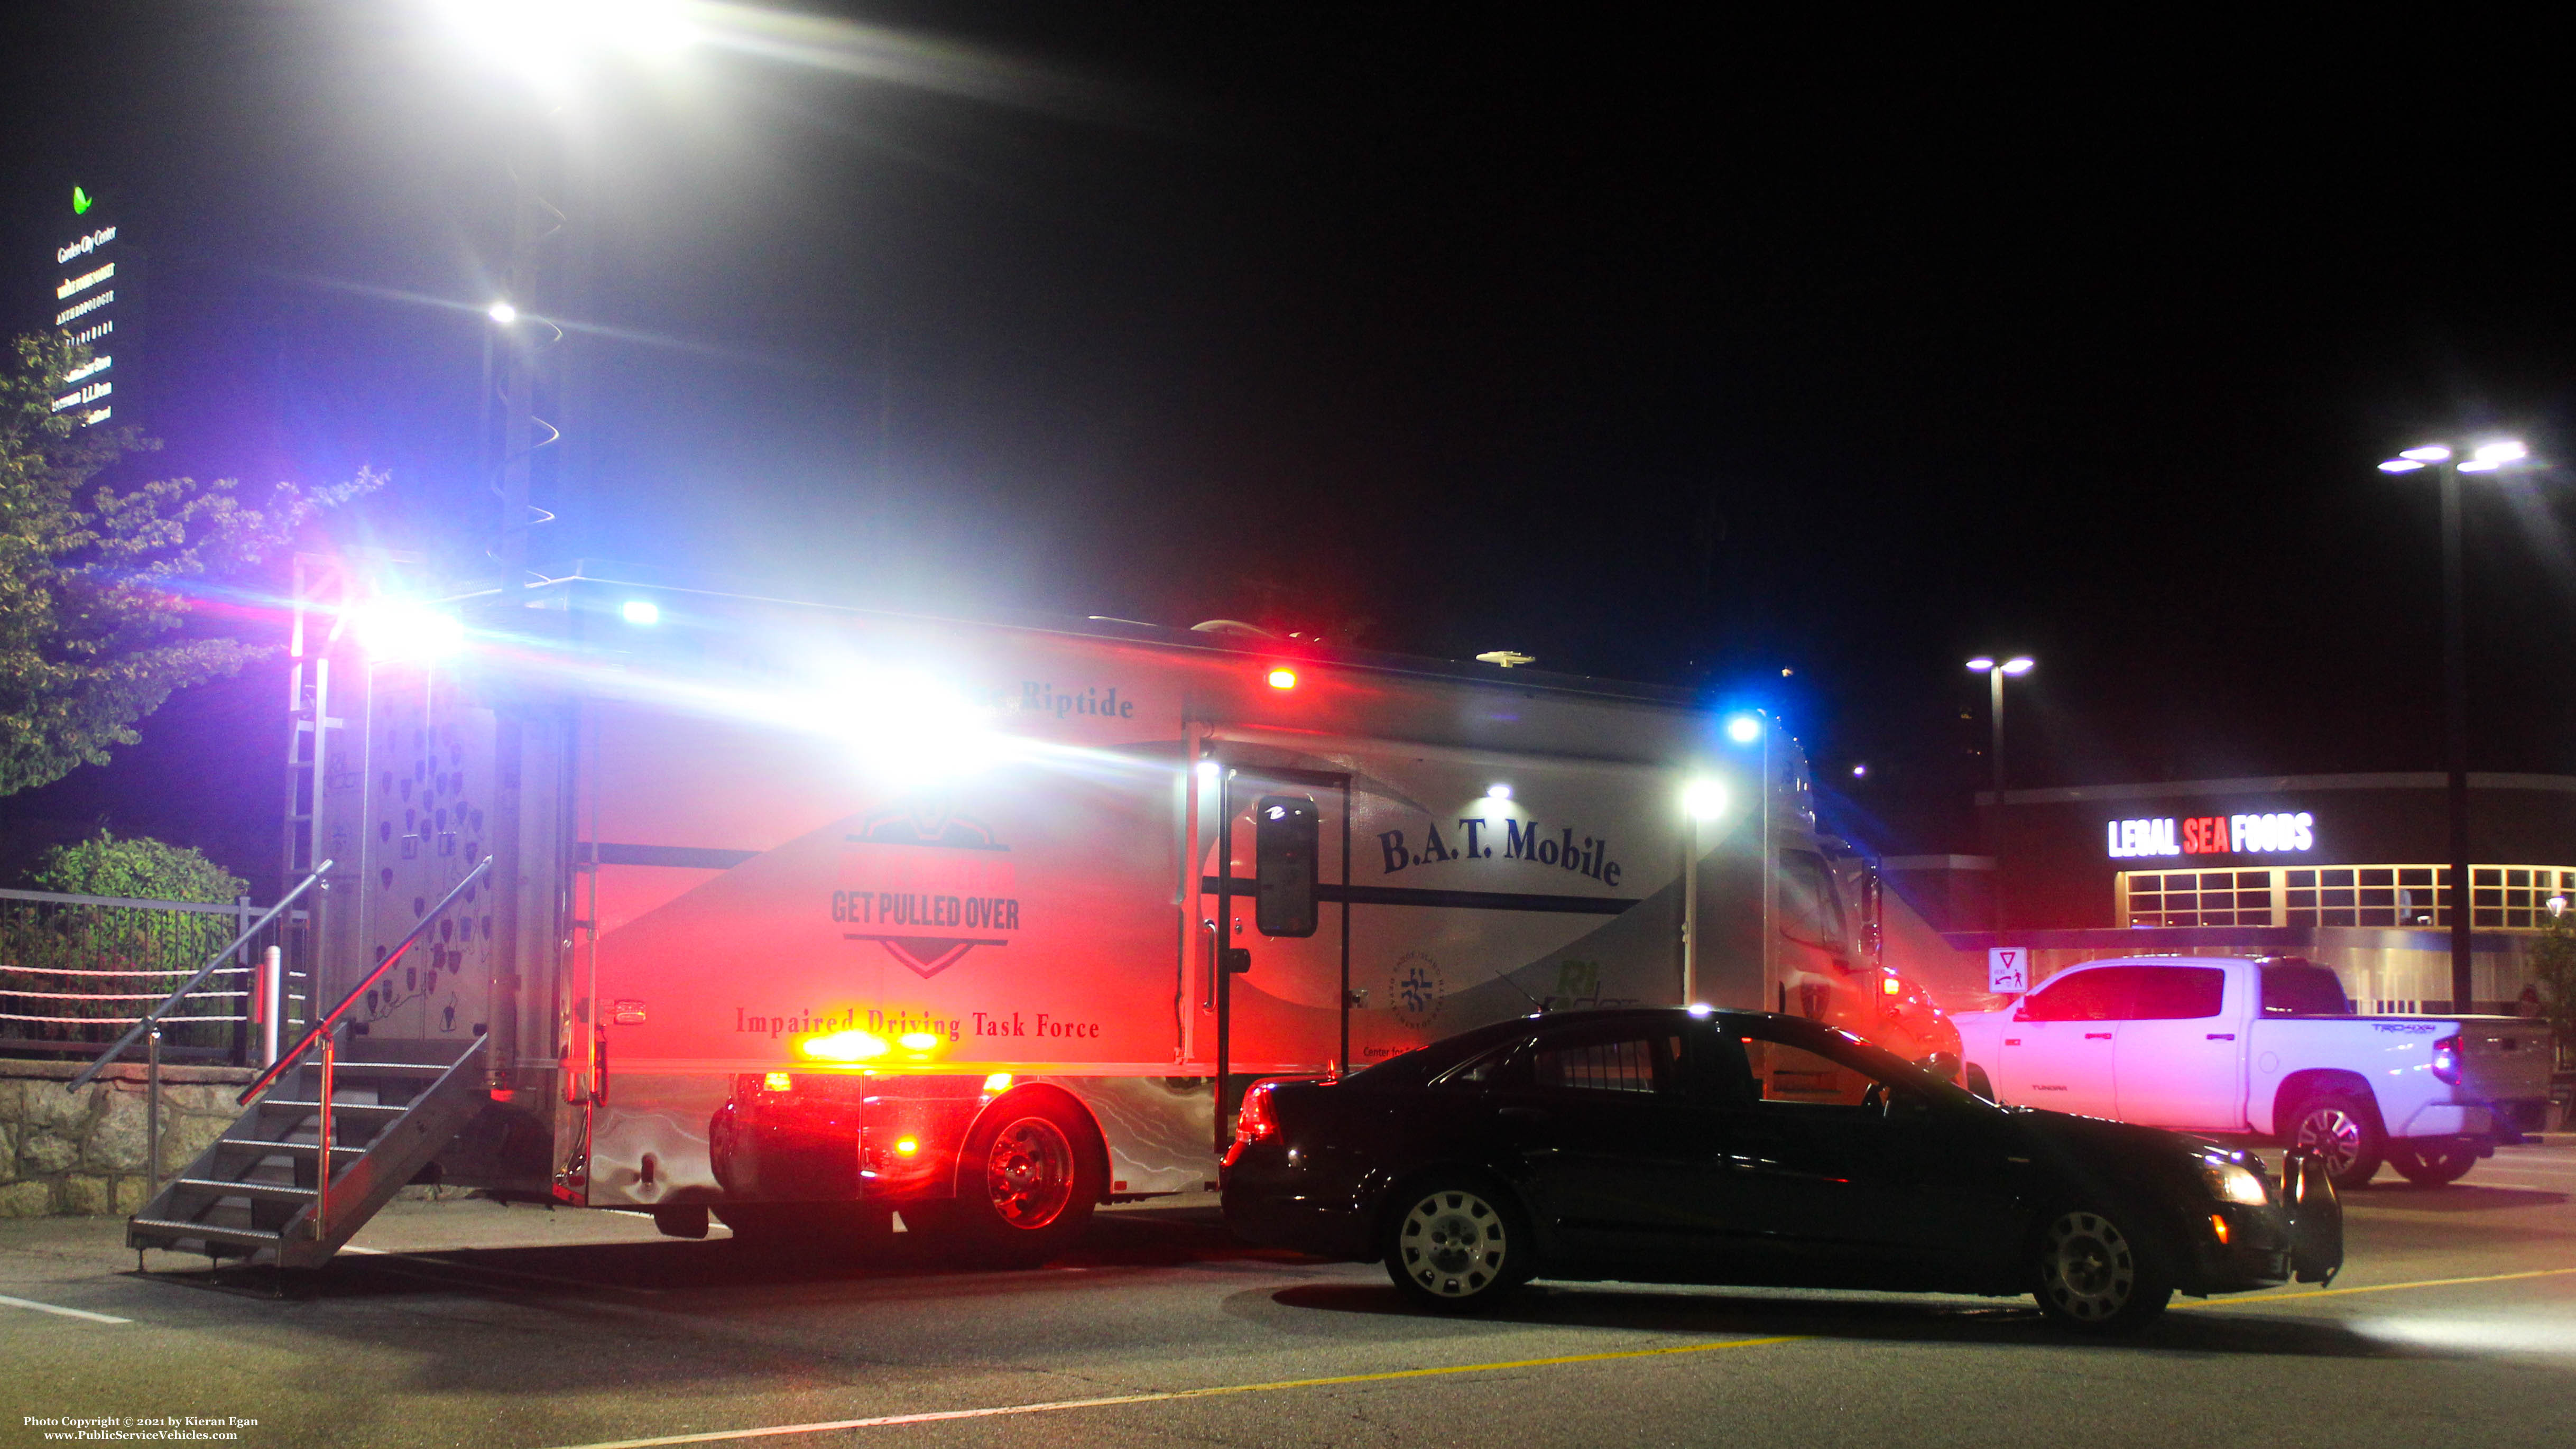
74, 855, 500, 1273
127, 1035, 489, 1269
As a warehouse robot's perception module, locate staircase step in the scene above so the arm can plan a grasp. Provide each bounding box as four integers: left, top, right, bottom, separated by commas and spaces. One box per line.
256, 1099, 408, 1118
130, 1217, 284, 1250
213, 1139, 368, 1159
173, 1177, 317, 1204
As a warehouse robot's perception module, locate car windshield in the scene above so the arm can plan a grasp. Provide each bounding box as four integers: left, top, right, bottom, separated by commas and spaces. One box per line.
2260, 962, 2353, 1016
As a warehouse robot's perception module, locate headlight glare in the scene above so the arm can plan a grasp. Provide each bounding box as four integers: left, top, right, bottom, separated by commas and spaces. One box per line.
2198, 1158, 2269, 1207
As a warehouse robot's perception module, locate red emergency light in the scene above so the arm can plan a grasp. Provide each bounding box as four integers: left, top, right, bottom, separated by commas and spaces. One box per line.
1266, 666, 1298, 691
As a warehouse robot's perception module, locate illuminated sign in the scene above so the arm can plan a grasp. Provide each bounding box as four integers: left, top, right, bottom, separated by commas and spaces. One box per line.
39, 186, 136, 429
2107, 811, 2314, 859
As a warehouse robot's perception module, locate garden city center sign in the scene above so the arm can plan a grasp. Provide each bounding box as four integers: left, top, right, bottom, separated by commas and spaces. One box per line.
45, 184, 133, 428
2106, 810, 2315, 860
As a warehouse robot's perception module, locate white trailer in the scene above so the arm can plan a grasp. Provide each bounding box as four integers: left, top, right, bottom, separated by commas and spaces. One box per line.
128, 562, 1963, 1266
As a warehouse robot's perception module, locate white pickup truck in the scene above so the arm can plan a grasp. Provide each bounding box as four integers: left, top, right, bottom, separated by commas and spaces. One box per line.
1954, 956, 2552, 1188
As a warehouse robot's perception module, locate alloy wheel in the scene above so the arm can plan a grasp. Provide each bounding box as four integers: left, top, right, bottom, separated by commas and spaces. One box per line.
2039, 1210, 2138, 1323
2293, 1106, 2366, 1180
1398, 1189, 1510, 1298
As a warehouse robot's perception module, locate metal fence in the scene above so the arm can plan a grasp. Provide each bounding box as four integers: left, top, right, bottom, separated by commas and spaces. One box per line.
0, 887, 312, 1064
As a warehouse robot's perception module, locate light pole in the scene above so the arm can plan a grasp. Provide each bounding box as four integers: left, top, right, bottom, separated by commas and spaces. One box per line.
2378, 438, 2529, 1012
1968, 656, 2034, 929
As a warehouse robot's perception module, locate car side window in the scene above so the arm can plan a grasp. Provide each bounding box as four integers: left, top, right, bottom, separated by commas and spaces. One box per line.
1529, 1032, 1674, 1095
1432, 1038, 1531, 1090
1741, 1035, 1871, 1107
2129, 966, 2226, 1020
2021, 967, 2138, 1021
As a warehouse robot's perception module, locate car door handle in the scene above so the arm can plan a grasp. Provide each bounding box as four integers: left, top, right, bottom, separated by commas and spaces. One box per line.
2206, 1033, 2235, 1041
1497, 1106, 1550, 1124
2084, 1032, 2112, 1040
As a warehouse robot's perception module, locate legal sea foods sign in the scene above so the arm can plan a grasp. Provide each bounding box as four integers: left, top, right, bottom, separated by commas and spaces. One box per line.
2106, 810, 2315, 860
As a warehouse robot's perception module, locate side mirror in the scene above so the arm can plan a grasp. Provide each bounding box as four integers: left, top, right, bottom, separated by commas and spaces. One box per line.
2011, 1002, 2033, 1022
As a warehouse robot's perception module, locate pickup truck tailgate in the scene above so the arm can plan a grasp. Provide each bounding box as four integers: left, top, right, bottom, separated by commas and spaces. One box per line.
2458, 1021, 2553, 1103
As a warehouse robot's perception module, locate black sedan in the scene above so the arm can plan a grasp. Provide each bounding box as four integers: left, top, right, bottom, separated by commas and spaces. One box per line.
1221, 1007, 2341, 1332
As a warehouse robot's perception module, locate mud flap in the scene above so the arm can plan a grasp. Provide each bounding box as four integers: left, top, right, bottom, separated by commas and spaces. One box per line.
2283, 1146, 2343, 1286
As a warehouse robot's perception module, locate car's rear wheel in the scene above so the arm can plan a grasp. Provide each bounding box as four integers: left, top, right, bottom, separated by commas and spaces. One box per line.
2031, 1205, 2173, 1334
1383, 1178, 1530, 1312
2287, 1088, 2386, 1189
904, 1096, 1103, 1268
2387, 1139, 2479, 1187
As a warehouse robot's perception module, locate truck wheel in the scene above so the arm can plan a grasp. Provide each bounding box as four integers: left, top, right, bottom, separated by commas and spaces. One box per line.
912, 1097, 1103, 1268
2287, 1088, 2386, 1190
2387, 1140, 2479, 1187
1964, 1063, 1996, 1103
2030, 1204, 2173, 1334
1382, 1176, 1532, 1313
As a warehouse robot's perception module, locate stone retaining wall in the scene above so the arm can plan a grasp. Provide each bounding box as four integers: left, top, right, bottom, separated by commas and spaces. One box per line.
0, 1057, 256, 1216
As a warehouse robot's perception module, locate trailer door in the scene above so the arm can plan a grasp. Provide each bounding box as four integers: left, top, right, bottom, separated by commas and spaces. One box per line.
1209, 765, 1351, 1127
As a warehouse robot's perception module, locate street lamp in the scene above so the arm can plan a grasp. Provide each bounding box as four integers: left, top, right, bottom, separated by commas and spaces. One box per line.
2377, 437, 2532, 1012
1968, 655, 2034, 928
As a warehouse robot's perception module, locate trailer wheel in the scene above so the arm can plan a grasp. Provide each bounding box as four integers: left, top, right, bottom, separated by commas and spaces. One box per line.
912, 1096, 1103, 1268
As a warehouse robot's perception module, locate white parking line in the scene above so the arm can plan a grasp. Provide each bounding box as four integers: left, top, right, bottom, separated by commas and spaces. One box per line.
0, 1293, 131, 1325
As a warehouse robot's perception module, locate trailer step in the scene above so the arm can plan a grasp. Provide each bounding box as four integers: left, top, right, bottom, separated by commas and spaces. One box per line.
256, 1099, 408, 1119
173, 1177, 317, 1204
213, 1139, 369, 1159
129, 1218, 284, 1251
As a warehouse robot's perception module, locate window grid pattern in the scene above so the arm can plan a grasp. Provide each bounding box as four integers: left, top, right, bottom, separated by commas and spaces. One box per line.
2117, 864, 2576, 930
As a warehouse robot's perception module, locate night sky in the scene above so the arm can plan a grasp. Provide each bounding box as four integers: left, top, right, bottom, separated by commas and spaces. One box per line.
6, 4, 2576, 892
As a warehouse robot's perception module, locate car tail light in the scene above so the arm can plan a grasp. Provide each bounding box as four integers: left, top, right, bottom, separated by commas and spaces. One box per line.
1235, 1082, 1281, 1144
2431, 1033, 2462, 1086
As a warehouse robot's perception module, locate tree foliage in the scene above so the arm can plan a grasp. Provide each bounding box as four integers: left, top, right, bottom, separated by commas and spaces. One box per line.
0, 832, 251, 1046
0, 333, 383, 797
2530, 907, 2576, 1070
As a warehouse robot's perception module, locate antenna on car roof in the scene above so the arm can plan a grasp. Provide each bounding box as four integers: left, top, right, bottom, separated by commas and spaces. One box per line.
1494, 968, 1547, 1014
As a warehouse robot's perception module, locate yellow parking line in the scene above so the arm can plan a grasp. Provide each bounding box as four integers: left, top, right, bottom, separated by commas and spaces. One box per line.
2189, 1265, 2576, 1308
539, 1334, 1807, 1449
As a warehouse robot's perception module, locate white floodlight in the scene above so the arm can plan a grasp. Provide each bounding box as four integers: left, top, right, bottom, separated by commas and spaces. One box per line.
1724, 715, 1762, 745
487, 300, 519, 325
2378, 458, 2426, 473
2399, 446, 2452, 462
2474, 440, 2527, 464
1965, 657, 1996, 672
2002, 656, 2035, 675
2459, 460, 2499, 473
620, 598, 660, 625
1486, 783, 1512, 800
353, 601, 467, 663
1682, 780, 1729, 820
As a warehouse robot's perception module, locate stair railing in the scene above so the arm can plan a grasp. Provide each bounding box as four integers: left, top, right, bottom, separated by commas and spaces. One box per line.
237, 857, 492, 1109
65, 861, 335, 1192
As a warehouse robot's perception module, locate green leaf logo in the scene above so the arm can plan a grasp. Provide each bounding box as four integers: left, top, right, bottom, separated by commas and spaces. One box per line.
72, 185, 93, 215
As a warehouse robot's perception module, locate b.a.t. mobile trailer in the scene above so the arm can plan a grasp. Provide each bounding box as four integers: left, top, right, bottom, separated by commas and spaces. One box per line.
133, 561, 1961, 1266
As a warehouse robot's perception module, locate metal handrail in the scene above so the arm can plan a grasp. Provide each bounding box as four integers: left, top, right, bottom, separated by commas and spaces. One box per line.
66, 861, 335, 1093
237, 857, 491, 1106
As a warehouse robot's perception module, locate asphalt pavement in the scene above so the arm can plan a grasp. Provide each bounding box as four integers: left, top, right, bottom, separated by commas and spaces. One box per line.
3, 1142, 2572, 1449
